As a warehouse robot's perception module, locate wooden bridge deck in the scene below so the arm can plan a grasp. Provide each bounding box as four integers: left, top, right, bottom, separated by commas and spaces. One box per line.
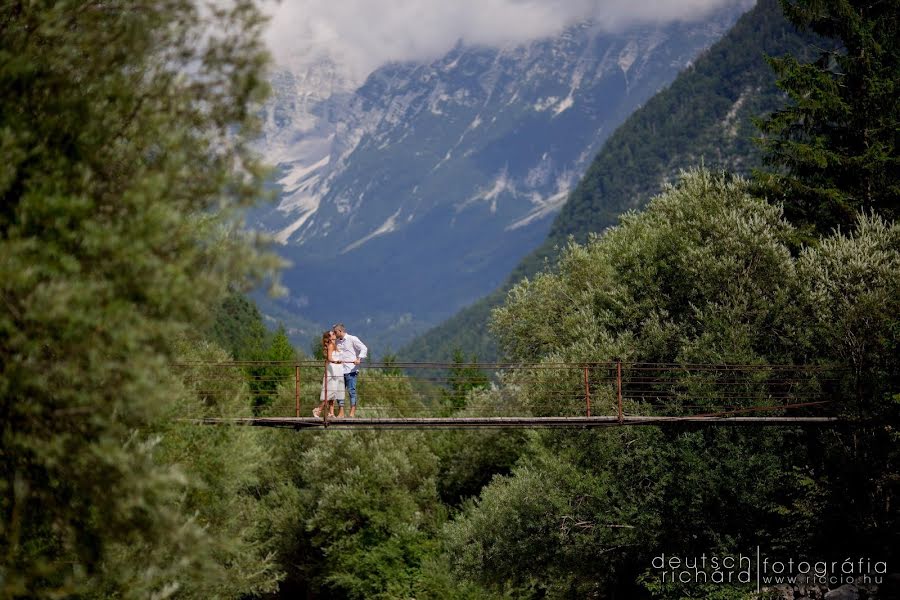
176, 360, 871, 430
191, 415, 844, 430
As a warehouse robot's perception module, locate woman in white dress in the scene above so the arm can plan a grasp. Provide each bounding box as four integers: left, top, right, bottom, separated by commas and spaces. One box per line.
314, 330, 345, 418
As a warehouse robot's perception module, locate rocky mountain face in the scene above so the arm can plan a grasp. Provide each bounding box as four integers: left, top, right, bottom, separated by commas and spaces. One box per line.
400, 0, 818, 364
252, 3, 749, 351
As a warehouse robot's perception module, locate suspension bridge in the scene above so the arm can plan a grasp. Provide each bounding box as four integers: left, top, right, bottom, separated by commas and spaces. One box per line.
173, 359, 877, 429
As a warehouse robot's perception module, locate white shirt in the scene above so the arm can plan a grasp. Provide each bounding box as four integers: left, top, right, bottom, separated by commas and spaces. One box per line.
335, 333, 367, 374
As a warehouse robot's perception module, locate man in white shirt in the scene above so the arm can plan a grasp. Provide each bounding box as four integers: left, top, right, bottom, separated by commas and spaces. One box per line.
333, 323, 367, 418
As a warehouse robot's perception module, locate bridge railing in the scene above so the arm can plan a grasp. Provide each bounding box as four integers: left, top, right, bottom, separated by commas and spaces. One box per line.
170, 360, 848, 421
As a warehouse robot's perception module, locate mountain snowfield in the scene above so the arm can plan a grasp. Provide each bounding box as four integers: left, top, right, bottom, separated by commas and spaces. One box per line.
251, 3, 749, 351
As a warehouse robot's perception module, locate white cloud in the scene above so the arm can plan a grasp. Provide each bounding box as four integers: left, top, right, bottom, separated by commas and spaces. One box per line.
263, 0, 745, 81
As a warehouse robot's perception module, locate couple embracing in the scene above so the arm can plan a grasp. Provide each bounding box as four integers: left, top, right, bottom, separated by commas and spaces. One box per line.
315, 323, 367, 419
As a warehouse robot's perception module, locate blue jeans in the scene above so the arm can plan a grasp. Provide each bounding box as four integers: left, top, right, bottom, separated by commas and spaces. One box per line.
342, 371, 358, 408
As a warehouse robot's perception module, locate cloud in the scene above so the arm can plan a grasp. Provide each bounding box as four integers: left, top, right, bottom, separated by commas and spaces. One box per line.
264, 0, 745, 81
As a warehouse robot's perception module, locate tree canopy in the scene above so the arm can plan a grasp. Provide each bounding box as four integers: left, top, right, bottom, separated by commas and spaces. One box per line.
0, 1, 280, 596
444, 169, 900, 597
755, 0, 900, 235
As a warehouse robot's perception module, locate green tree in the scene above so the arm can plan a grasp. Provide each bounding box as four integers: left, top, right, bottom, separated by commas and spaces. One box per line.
311, 333, 326, 360
258, 425, 446, 599
754, 0, 900, 235
0, 1, 279, 596
94, 338, 283, 598
790, 214, 900, 556
442, 349, 490, 411
381, 351, 403, 376
208, 293, 269, 360
449, 170, 899, 597
492, 169, 804, 369
248, 324, 296, 414
465, 171, 806, 596
430, 386, 530, 506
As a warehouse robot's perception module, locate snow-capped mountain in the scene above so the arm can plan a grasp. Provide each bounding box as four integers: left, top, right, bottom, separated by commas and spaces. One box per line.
252, 3, 749, 350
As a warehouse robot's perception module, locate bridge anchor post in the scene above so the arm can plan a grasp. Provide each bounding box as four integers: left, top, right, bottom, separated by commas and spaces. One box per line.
295, 365, 300, 418
584, 366, 591, 417
616, 360, 623, 424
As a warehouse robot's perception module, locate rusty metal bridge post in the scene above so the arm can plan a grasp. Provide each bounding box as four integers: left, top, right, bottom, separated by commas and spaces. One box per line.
616, 360, 623, 424
295, 364, 300, 417
583, 365, 591, 417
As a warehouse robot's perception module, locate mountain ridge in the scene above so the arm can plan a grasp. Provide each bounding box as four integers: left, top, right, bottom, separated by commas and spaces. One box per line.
252, 6, 749, 352
399, 0, 819, 363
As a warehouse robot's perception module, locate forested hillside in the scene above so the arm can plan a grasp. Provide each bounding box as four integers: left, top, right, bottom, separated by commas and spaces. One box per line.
402, 0, 819, 363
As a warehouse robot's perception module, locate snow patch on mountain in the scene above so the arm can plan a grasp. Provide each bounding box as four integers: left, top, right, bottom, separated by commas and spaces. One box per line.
344, 208, 403, 252
275, 194, 321, 244
461, 170, 513, 213
507, 172, 575, 231
280, 155, 331, 192
553, 95, 575, 115
721, 86, 753, 137
533, 96, 560, 111
506, 188, 569, 231
618, 40, 639, 74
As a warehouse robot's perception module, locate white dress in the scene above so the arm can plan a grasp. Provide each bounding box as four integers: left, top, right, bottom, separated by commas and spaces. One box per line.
320, 357, 345, 402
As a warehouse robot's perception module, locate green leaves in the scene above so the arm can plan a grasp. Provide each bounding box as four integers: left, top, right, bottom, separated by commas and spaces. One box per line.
798, 213, 900, 412
454, 168, 900, 597
271, 430, 444, 599
0, 1, 280, 596
445, 434, 667, 596
493, 169, 801, 367
440, 350, 490, 412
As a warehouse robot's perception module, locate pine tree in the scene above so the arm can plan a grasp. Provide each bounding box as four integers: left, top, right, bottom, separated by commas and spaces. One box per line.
755, 0, 900, 236
248, 324, 296, 414
442, 349, 489, 411
209, 293, 269, 360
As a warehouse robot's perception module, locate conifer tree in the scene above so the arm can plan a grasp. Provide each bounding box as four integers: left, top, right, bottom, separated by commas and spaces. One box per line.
442, 349, 489, 411
755, 0, 900, 235
248, 324, 296, 414
209, 293, 269, 360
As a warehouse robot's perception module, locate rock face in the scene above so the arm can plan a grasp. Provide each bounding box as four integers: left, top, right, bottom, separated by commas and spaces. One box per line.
824, 585, 860, 600
252, 3, 749, 347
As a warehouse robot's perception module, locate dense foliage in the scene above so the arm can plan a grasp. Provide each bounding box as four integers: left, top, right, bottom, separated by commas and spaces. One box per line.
0, 1, 280, 596
251, 371, 526, 599
755, 0, 900, 236
256, 172, 897, 599
209, 293, 270, 360
445, 170, 899, 597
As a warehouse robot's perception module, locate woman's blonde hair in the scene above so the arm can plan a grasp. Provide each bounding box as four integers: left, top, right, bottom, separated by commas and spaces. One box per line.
321, 330, 333, 349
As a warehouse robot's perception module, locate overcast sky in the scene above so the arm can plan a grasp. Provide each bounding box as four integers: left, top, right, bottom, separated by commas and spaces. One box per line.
264, 0, 746, 81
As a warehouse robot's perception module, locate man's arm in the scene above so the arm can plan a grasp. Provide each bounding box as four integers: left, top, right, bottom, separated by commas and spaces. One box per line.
351, 335, 367, 361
